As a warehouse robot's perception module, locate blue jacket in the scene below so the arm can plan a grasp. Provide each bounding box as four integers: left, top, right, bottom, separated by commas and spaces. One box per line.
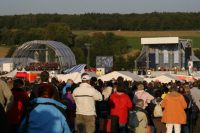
62, 83, 72, 98
18, 98, 71, 133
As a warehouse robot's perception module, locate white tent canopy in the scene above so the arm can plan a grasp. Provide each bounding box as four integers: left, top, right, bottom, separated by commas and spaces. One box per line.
153, 75, 175, 83
144, 74, 182, 83
56, 71, 97, 83
0, 68, 25, 78
56, 72, 81, 83
98, 71, 144, 82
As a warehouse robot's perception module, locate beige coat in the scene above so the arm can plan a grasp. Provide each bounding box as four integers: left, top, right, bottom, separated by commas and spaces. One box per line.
73, 82, 103, 115
0, 79, 13, 111
135, 111, 148, 133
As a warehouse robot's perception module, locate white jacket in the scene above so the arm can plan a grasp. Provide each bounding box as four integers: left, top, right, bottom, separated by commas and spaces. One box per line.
72, 83, 103, 115
191, 87, 200, 109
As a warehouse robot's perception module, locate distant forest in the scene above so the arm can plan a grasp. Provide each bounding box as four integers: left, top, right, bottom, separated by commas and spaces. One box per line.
0, 12, 200, 30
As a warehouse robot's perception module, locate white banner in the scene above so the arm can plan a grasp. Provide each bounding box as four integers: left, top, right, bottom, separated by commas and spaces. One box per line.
155, 49, 159, 64
163, 50, 169, 63
174, 50, 179, 63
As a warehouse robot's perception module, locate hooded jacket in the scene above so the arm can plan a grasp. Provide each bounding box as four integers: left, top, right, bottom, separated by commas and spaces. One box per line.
18, 98, 70, 133
161, 91, 187, 124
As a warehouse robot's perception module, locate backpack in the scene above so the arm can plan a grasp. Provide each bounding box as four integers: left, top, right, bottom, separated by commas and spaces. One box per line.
127, 109, 139, 128
189, 100, 200, 120
153, 103, 163, 117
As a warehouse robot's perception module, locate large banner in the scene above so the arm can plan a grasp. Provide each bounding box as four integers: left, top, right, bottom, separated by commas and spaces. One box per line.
96, 56, 113, 68
155, 49, 159, 64
163, 50, 169, 63
174, 50, 179, 63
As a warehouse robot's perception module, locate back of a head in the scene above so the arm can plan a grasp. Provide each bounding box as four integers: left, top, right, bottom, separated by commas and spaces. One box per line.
183, 84, 190, 94
137, 84, 144, 91
38, 83, 54, 98
117, 76, 124, 83
40, 71, 49, 82
90, 77, 97, 83
13, 78, 24, 88
67, 79, 73, 84
170, 84, 178, 92
116, 82, 125, 92
90, 77, 97, 86
136, 99, 144, 108
51, 77, 58, 84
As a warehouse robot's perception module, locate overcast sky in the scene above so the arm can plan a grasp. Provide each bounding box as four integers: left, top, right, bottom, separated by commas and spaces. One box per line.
0, 0, 200, 15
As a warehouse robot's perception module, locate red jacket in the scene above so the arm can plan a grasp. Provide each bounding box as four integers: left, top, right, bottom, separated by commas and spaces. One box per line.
7, 89, 29, 124
109, 92, 132, 124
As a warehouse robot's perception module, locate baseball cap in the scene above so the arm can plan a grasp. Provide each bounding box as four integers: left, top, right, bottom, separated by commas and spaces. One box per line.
81, 74, 91, 81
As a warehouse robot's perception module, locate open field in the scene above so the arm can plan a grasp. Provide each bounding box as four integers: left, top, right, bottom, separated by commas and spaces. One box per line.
73, 30, 200, 37
73, 30, 200, 48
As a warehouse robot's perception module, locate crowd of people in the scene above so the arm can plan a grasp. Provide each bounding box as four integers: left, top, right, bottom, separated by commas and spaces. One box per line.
24, 62, 60, 71
0, 70, 200, 133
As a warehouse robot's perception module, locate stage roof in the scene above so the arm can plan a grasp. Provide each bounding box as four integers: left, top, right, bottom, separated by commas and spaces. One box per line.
141, 37, 179, 45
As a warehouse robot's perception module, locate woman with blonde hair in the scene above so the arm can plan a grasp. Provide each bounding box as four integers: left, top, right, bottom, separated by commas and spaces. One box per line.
134, 84, 154, 109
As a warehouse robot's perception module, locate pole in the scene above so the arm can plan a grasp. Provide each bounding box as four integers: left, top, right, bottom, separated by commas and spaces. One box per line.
85, 43, 90, 68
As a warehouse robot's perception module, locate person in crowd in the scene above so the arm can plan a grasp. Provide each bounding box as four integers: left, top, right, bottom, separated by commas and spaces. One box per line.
61, 79, 73, 99
0, 78, 13, 112
134, 99, 148, 133
109, 82, 132, 133
94, 80, 113, 132
0, 103, 13, 133
90, 77, 98, 91
134, 83, 155, 133
18, 83, 70, 133
73, 73, 103, 133
30, 71, 59, 100
161, 84, 187, 133
182, 84, 193, 133
190, 81, 200, 133
152, 97, 166, 133
6, 78, 29, 132
134, 84, 154, 109
63, 86, 76, 131
178, 86, 185, 95
51, 77, 60, 91
161, 85, 170, 99
102, 81, 113, 101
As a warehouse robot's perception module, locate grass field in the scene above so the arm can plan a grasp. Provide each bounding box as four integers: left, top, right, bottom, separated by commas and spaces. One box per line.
73, 30, 200, 49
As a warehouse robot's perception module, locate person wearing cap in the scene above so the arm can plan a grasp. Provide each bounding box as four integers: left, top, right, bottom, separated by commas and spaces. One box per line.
73, 73, 103, 133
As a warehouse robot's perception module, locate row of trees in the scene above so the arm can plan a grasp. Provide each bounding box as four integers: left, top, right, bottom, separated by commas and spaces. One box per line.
0, 22, 137, 70
0, 12, 200, 30
0, 23, 74, 47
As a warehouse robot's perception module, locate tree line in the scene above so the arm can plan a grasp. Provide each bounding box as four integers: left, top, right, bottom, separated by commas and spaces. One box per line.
0, 22, 135, 70
0, 12, 200, 30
